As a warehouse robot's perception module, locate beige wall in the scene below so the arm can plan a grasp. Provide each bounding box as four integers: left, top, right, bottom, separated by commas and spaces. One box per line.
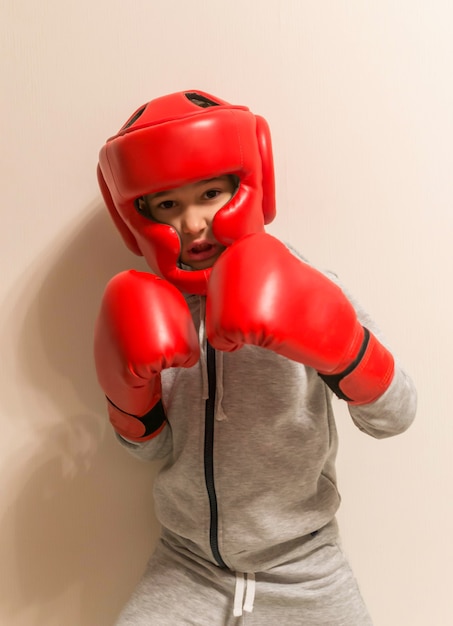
1, 1, 451, 624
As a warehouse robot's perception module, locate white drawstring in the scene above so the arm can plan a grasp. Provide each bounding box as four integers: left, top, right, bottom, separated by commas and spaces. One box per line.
243, 573, 256, 613
233, 572, 256, 617
215, 350, 228, 421
233, 572, 245, 617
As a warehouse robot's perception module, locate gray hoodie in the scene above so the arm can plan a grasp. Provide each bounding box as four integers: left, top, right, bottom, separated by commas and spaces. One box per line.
117, 259, 417, 574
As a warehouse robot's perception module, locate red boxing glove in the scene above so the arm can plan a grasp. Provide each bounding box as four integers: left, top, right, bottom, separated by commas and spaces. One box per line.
94, 271, 199, 441
206, 233, 394, 404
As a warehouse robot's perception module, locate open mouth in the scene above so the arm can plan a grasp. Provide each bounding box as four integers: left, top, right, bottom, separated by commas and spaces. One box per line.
185, 241, 221, 265
189, 242, 214, 255
187, 241, 218, 261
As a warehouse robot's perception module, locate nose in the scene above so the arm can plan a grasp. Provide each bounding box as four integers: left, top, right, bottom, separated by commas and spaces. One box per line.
181, 205, 209, 235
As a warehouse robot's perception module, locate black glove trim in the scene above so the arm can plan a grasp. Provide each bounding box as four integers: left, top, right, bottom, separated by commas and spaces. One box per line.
106, 397, 167, 439
318, 327, 370, 401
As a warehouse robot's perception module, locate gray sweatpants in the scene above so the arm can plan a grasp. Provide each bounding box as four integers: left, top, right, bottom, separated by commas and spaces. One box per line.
115, 526, 373, 625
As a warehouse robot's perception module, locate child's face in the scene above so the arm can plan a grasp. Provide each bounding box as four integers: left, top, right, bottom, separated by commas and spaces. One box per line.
141, 176, 236, 270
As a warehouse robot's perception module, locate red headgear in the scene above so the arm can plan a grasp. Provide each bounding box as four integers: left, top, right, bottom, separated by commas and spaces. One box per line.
97, 90, 276, 294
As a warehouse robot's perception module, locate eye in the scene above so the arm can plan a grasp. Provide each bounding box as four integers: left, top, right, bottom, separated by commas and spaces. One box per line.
158, 200, 176, 210
204, 189, 221, 199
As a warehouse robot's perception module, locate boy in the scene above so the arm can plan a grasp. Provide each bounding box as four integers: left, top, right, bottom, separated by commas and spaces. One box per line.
95, 90, 416, 625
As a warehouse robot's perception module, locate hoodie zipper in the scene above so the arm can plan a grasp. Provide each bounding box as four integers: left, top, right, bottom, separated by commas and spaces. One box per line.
204, 341, 227, 569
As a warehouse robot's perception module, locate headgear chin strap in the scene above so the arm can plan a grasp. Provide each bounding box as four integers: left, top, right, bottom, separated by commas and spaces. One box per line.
98, 90, 276, 294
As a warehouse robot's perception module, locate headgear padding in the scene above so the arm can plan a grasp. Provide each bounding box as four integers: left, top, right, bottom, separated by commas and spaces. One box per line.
98, 90, 276, 294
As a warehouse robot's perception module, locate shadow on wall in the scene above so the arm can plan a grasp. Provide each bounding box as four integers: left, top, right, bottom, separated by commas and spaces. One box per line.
0, 206, 160, 626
